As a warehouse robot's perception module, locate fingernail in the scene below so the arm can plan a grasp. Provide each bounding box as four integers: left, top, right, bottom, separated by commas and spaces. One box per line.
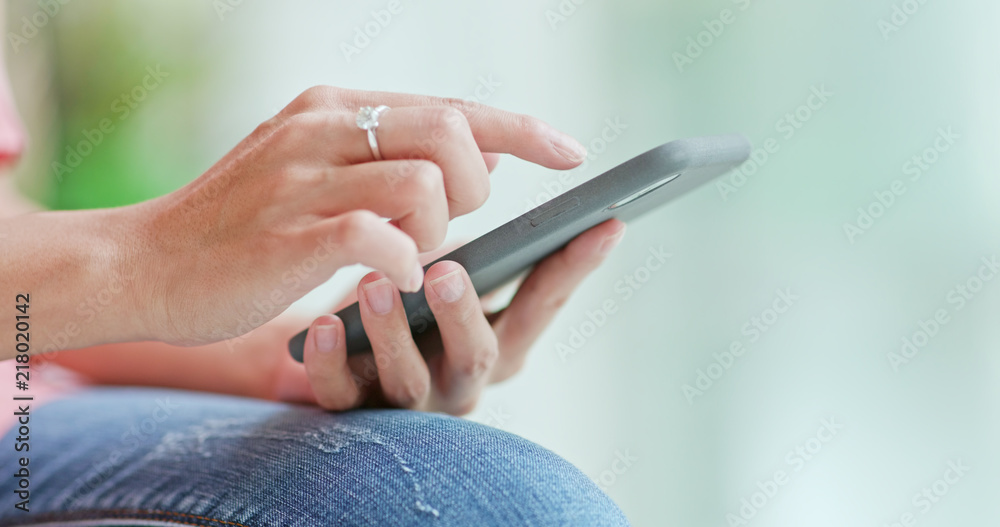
406, 264, 424, 293
363, 278, 395, 314
429, 269, 466, 303
551, 133, 587, 163
599, 226, 626, 256
314, 317, 339, 353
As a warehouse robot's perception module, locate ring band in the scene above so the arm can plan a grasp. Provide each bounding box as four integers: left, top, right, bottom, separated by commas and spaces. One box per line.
356, 105, 390, 161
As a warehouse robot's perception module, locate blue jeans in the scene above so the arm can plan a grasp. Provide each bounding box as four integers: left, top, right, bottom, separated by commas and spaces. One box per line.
1, 387, 628, 526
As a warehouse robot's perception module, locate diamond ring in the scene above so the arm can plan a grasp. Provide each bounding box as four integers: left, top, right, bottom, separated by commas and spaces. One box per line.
356, 105, 390, 161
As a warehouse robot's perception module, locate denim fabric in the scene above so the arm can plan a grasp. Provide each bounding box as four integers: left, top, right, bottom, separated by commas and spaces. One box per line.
1, 388, 629, 526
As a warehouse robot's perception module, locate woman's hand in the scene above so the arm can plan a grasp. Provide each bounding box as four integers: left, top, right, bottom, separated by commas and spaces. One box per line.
131, 86, 588, 347
277, 219, 626, 415
45, 221, 623, 415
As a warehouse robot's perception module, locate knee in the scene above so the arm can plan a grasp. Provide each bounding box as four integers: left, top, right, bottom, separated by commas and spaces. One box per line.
334, 410, 630, 526
14, 391, 629, 526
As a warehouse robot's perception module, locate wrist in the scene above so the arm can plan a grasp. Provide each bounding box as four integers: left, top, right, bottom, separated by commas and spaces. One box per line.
1, 205, 161, 356
109, 198, 173, 344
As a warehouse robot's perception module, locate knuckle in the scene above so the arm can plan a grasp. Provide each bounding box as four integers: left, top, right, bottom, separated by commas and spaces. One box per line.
439, 97, 478, 116
387, 377, 430, 408
451, 179, 490, 215
456, 336, 499, 379
291, 85, 340, 112
336, 210, 378, 250
403, 161, 444, 197
446, 172, 491, 216
251, 115, 286, 140
468, 178, 491, 210
425, 106, 468, 138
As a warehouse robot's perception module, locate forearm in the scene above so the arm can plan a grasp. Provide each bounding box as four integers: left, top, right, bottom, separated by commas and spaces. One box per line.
44, 340, 271, 399
1, 206, 151, 359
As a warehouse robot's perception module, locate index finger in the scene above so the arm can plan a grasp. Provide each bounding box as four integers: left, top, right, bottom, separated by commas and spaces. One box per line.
293, 86, 589, 170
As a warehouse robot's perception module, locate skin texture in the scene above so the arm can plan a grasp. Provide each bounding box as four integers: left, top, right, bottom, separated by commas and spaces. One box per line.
1, 86, 589, 352
117, 86, 594, 348
1, 40, 624, 414
301, 219, 625, 414
48, 218, 624, 414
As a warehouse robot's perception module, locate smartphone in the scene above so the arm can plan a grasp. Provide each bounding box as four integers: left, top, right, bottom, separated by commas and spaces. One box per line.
288, 134, 751, 361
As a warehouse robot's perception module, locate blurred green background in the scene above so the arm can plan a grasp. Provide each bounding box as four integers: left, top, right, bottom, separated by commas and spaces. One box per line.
7, 1, 999, 525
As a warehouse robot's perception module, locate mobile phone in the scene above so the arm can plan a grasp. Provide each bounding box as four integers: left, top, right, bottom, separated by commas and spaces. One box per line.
288, 134, 751, 361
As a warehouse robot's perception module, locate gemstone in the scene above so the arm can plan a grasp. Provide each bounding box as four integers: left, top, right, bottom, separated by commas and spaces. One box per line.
356, 106, 380, 130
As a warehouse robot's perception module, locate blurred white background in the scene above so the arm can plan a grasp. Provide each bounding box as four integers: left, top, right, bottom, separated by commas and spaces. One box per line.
9, 0, 1000, 524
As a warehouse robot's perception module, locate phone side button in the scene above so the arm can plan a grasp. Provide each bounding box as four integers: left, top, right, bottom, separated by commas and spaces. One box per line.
529, 196, 580, 227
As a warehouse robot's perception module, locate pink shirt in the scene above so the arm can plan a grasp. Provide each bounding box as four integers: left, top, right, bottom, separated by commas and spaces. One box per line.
1, 358, 82, 435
